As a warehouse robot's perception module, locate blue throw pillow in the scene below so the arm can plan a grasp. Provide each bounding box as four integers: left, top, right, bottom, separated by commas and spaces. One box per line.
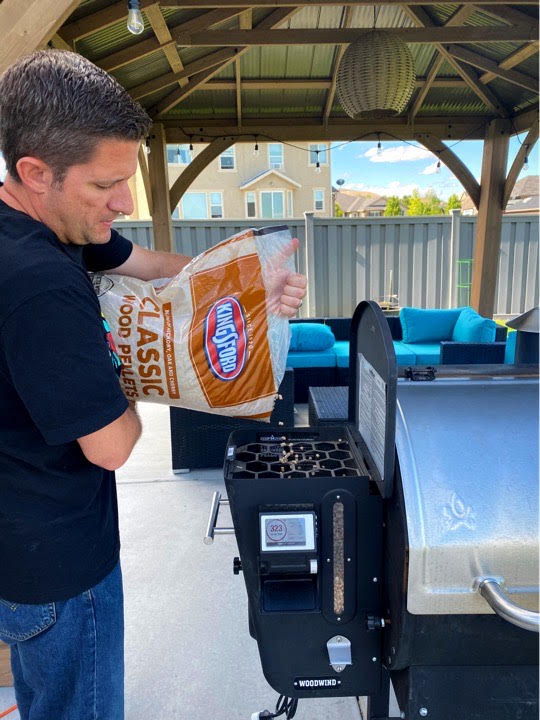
452, 307, 496, 343
289, 323, 335, 352
400, 307, 463, 343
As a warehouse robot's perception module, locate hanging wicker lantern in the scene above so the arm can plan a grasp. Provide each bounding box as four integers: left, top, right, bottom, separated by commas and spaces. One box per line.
336, 30, 416, 119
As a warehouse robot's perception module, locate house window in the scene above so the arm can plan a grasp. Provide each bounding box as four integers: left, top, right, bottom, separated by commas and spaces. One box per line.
181, 192, 208, 220
246, 191, 256, 218
210, 192, 223, 218
287, 191, 293, 217
261, 190, 284, 219
167, 144, 191, 164
309, 143, 328, 165
219, 146, 235, 170
314, 189, 324, 211
369, 210, 382, 217
268, 143, 283, 169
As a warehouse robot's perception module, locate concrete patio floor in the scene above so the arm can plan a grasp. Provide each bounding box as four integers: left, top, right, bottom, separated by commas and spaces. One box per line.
1, 402, 374, 720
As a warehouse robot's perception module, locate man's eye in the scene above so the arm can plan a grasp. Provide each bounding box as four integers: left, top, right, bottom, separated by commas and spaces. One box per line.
96, 184, 113, 190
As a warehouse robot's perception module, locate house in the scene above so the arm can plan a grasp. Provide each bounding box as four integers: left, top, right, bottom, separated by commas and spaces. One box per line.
461, 175, 539, 216
334, 189, 405, 217
128, 141, 331, 221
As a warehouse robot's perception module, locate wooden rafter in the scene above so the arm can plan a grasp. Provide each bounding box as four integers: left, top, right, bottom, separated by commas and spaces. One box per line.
402, 4, 509, 117
99, 9, 248, 73
445, 45, 538, 92
137, 145, 153, 216
171, 26, 537, 45
60, 0, 154, 43
130, 48, 239, 100
479, 42, 539, 85
323, 6, 353, 126
417, 134, 481, 209
152, 7, 299, 118
478, 5, 538, 26
144, 3, 187, 90
169, 137, 236, 210
236, 9, 253, 127
503, 124, 539, 207
0, 0, 80, 71
409, 5, 475, 120
188, 77, 469, 90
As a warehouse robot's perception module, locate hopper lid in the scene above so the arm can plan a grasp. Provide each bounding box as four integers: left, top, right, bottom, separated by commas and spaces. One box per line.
506, 306, 539, 333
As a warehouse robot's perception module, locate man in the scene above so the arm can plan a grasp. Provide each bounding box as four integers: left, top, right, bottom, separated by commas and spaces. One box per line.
0, 50, 306, 720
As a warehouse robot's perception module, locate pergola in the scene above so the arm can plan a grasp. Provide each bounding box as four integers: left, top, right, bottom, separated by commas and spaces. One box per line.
1, 0, 538, 317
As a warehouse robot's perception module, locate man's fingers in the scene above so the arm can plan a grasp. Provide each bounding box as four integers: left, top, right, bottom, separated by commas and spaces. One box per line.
286, 272, 307, 289
280, 294, 302, 309
282, 284, 305, 300
279, 303, 300, 318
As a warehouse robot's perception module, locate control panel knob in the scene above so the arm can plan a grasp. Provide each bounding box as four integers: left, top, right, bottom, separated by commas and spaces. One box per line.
233, 556, 243, 575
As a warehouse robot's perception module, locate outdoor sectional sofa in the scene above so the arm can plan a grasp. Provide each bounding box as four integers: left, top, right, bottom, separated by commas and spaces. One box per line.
288, 308, 507, 401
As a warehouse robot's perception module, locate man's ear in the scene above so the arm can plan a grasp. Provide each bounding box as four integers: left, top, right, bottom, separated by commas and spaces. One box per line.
15, 156, 55, 195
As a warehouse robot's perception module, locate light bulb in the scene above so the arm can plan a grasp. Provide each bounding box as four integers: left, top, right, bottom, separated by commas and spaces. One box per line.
315, 161, 321, 173
376, 134, 382, 156
253, 142, 259, 157
127, 1, 144, 35
436, 160, 441, 174
189, 139, 194, 152
523, 156, 529, 173
144, 139, 151, 155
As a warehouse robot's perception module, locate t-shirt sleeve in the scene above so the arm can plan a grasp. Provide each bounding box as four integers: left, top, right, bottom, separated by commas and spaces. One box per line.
83, 230, 133, 272
0, 285, 128, 445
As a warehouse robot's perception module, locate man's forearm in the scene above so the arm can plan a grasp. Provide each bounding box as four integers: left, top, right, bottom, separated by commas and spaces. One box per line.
151, 250, 192, 278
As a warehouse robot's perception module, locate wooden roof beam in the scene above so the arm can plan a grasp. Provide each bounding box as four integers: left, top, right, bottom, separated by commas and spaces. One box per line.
1, 0, 80, 71
445, 44, 538, 92
99, 8, 247, 73
145, 3, 187, 86
409, 4, 476, 120
172, 27, 537, 45
503, 124, 539, 206
478, 5, 538, 26
165, 77, 465, 90
479, 42, 539, 85
402, 4, 509, 117
152, 7, 299, 118
158, 0, 539, 7
236, 9, 253, 127
417, 133, 481, 208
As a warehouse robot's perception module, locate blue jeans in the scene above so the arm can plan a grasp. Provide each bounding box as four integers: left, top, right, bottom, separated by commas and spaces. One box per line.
0, 562, 124, 720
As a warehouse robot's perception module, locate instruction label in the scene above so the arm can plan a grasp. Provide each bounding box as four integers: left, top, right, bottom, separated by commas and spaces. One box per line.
357, 353, 386, 479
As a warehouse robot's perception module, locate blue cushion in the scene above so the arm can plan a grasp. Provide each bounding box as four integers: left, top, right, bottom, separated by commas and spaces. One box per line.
504, 330, 517, 363
289, 323, 335, 352
452, 307, 496, 343
332, 341, 350, 368
400, 307, 462, 343
393, 341, 417, 366
286, 348, 336, 368
404, 342, 441, 365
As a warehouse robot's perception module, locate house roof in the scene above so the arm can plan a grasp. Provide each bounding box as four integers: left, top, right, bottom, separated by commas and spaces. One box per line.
505, 195, 540, 213
239, 168, 301, 190
461, 174, 539, 211
511, 175, 540, 198
47, 2, 538, 145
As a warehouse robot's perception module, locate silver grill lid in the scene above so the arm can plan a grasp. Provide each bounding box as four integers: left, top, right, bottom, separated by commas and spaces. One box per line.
396, 377, 539, 615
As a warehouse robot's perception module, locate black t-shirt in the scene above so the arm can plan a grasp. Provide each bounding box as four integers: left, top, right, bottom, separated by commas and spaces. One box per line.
0, 197, 134, 603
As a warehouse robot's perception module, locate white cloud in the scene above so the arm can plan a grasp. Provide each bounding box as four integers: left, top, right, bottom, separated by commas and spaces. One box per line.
363, 144, 434, 164
421, 161, 440, 175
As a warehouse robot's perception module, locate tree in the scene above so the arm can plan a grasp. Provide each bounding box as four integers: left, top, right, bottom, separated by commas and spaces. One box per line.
423, 190, 444, 215
407, 189, 425, 216
334, 202, 344, 217
446, 194, 461, 213
384, 196, 401, 216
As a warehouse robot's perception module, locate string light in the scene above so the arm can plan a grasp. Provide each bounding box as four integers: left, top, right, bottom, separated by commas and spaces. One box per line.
436, 153, 441, 173
127, 0, 144, 35
376, 133, 382, 156
189, 136, 194, 152
523, 144, 529, 173
253, 136, 260, 156
144, 137, 151, 155
315, 150, 321, 173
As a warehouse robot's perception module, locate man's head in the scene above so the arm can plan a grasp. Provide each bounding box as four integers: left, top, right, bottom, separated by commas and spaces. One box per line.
0, 50, 151, 245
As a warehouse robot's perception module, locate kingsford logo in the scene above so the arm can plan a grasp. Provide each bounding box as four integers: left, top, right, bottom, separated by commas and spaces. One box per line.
204, 297, 247, 381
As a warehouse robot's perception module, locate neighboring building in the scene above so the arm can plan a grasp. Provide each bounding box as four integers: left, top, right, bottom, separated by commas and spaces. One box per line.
129, 141, 331, 220
461, 175, 539, 216
334, 189, 405, 217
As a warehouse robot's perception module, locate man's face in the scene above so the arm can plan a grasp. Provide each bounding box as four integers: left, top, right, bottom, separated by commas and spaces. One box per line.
45, 137, 140, 246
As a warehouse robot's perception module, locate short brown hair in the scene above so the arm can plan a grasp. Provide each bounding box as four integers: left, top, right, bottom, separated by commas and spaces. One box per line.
0, 50, 151, 183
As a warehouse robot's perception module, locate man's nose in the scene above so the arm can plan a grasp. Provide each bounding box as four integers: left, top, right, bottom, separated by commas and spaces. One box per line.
108, 182, 134, 216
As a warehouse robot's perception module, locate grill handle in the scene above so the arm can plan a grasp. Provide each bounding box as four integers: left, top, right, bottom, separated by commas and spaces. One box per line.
475, 577, 540, 633
203, 491, 234, 545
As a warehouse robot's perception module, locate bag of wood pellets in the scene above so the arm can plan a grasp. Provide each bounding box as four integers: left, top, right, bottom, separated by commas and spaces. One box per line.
91, 225, 294, 420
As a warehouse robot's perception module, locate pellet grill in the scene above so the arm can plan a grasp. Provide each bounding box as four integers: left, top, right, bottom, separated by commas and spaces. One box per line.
205, 301, 539, 720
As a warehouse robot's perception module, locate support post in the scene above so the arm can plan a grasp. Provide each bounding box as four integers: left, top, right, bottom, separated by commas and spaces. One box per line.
449, 209, 461, 308
148, 123, 174, 252
470, 119, 510, 317
304, 211, 316, 318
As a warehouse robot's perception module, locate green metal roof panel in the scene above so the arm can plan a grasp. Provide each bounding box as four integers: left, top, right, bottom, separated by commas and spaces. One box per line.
165, 89, 236, 117
420, 86, 488, 114
489, 78, 537, 112
241, 88, 327, 117
348, 6, 414, 29
411, 45, 440, 76
213, 63, 236, 81
76, 20, 152, 60
66, 0, 112, 24
114, 52, 172, 89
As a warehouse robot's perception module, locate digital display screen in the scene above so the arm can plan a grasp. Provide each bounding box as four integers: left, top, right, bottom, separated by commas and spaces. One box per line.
260, 513, 316, 552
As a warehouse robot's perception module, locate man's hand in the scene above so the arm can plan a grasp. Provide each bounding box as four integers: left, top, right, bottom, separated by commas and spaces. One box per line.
268, 237, 307, 317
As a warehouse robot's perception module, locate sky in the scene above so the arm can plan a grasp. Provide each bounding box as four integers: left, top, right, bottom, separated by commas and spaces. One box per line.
330, 133, 539, 201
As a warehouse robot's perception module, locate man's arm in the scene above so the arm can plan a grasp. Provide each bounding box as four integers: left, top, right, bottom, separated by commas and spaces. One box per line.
77, 402, 141, 471
110, 243, 191, 280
